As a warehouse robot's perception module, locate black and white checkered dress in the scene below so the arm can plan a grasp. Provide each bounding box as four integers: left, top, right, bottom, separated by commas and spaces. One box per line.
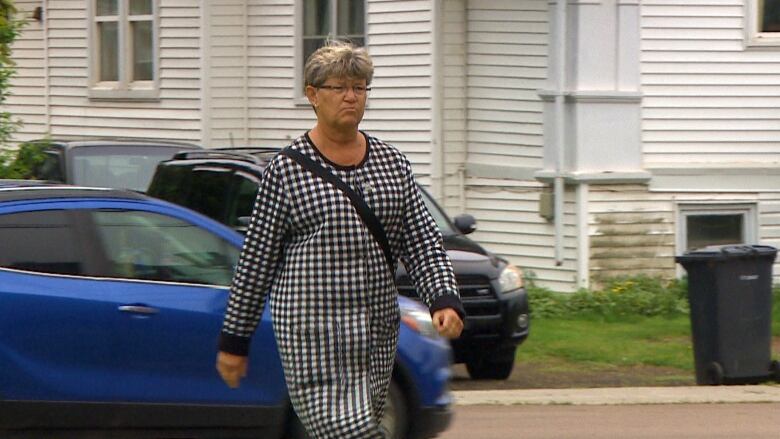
219, 132, 463, 439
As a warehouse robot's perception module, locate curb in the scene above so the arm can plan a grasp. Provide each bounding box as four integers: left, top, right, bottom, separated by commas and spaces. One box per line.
452, 384, 780, 406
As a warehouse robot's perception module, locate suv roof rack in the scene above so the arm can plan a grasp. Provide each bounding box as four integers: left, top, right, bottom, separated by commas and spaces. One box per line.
171, 147, 281, 164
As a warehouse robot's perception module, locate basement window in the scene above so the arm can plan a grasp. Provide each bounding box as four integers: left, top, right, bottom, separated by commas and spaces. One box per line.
678, 204, 757, 252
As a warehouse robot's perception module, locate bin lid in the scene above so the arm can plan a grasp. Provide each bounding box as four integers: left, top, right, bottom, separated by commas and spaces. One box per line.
675, 244, 778, 264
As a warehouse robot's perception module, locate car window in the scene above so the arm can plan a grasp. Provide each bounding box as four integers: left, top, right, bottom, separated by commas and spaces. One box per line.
0, 210, 87, 275
93, 209, 240, 286
36, 150, 65, 182
226, 174, 259, 230
71, 146, 182, 191
184, 168, 234, 223
146, 164, 191, 204
419, 187, 456, 235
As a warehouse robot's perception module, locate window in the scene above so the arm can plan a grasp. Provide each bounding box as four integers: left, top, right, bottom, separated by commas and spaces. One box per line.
298, 0, 365, 98
0, 210, 87, 276
678, 204, 757, 252
70, 145, 180, 192
746, 0, 780, 46
89, 0, 158, 99
93, 209, 240, 285
226, 174, 260, 232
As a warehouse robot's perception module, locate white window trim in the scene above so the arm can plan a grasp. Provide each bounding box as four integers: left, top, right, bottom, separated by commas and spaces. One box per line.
294, 0, 368, 105
88, 0, 160, 101
745, 0, 780, 48
675, 202, 758, 276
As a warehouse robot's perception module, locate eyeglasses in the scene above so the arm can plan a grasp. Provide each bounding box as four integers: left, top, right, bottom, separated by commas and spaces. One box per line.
317, 85, 371, 96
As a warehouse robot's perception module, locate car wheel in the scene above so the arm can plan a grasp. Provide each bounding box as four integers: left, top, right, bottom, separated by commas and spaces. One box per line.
381, 380, 409, 439
283, 379, 408, 439
465, 348, 516, 380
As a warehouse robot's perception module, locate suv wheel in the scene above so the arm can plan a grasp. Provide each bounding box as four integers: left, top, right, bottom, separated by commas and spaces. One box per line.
465, 347, 516, 380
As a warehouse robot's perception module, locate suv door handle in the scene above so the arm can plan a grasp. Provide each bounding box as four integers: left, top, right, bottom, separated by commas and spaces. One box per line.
118, 305, 159, 315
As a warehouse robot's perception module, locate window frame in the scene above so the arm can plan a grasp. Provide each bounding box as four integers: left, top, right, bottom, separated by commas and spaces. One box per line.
88, 0, 160, 100
676, 202, 758, 274
294, 0, 368, 103
745, 0, 780, 48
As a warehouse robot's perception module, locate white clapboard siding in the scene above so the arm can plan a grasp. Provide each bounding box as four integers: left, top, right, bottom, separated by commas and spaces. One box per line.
759, 193, 780, 284
4, 2, 47, 143
8, 0, 204, 144
242, 0, 435, 172
207, 0, 250, 146
641, 0, 780, 165
465, 178, 579, 292
588, 185, 780, 284
464, 0, 546, 169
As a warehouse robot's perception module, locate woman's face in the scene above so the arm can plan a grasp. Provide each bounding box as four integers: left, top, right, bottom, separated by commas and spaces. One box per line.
306, 76, 369, 131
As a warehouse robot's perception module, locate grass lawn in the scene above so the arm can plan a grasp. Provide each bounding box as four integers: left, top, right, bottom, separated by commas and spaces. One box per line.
517, 315, 695, 373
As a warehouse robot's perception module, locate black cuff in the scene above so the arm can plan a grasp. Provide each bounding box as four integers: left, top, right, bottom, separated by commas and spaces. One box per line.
218, 331, 251, 356
429, 294, 466, 320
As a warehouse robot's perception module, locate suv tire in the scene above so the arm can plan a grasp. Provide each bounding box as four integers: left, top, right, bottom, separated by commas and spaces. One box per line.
465, 347, 516, 380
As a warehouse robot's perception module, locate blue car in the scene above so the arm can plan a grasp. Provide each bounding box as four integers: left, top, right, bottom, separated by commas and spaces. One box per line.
0, 182, 453, 439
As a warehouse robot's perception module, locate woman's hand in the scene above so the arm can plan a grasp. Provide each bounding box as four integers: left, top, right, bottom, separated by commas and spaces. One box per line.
216, 351, 248, 388
432, 308, 464, 339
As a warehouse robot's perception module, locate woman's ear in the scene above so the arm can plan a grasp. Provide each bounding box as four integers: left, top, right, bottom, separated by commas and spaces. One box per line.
305, 86, 318, 108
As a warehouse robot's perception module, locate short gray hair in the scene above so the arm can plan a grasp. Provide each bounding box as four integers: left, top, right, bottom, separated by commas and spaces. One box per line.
304, 40, 374, 89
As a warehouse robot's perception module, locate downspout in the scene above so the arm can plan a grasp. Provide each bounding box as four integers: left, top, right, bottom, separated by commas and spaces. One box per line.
200, 0, 212, 146
430, 0, 444, 201
577, 183, 589, 288
553, 0, 568, 266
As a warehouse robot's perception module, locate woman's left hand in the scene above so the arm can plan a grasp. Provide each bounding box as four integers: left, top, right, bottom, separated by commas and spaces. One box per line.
432, 308, 464, 339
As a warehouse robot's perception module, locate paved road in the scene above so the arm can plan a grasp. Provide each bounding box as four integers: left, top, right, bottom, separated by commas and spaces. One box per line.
438, 403, 780, 439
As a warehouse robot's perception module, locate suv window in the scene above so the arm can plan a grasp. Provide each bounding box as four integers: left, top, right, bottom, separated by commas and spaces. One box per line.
0, 210, 87, 275
36, 150, 65, 182
93, 209, 239, 285
186, 168, 234, 224
226, 174, 260, 230
419, 189, 456, 235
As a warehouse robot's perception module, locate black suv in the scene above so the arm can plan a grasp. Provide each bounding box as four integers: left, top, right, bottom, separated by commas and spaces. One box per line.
25, 137, 200, 192
147, 148, 530, 379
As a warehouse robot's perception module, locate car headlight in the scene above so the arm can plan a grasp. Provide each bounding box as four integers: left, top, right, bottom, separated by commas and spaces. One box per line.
400, 301, 439, 339
498, 264, 524, 293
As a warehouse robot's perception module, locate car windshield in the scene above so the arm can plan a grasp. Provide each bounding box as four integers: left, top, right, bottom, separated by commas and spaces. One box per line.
71, 145, 184, 192
419, 188, 457, 236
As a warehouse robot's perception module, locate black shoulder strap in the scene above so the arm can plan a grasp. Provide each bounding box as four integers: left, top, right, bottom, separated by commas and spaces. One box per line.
279, 147, 395, 275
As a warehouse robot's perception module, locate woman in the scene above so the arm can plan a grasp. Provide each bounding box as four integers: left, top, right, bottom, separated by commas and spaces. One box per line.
216, 40, 464, 439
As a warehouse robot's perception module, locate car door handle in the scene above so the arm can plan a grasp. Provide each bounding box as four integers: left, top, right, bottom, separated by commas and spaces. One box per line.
118, 305, 159, 315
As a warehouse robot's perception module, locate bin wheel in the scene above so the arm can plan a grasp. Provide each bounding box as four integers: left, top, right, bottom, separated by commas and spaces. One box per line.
706, 362, 724, 385
771, 360, 780, 383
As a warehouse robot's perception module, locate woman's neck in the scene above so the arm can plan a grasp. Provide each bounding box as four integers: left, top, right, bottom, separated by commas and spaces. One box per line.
309, 125, 366, 166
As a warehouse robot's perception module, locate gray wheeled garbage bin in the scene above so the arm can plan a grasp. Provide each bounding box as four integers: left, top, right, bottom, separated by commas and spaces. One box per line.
675, 245, 778, 385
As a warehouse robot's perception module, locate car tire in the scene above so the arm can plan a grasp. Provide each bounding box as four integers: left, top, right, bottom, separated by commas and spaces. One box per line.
381, 381, 409, 439
283, 379, 408, 439
465, 347, 516, 380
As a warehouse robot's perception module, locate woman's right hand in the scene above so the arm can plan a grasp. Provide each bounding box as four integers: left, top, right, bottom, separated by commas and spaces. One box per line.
216, 351, 248, 388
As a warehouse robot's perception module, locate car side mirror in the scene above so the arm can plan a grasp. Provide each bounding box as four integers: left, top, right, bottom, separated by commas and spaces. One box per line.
453, 214, 477, 235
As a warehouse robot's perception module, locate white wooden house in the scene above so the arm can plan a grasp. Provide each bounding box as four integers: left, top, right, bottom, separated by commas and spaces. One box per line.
5, 0, 780, 291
